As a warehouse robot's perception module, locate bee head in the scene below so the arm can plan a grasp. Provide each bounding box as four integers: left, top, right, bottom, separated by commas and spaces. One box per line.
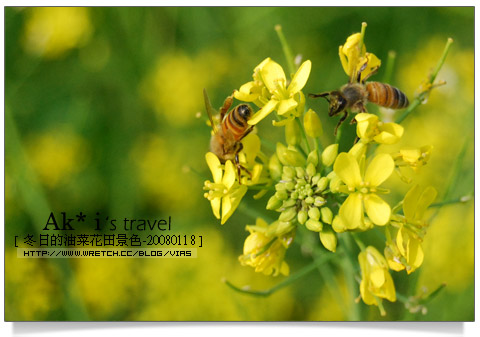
328, 91, 347, 116
237, 104, 252, 120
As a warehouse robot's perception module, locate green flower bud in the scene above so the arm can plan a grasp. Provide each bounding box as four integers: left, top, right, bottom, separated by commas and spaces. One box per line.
285, 181, 295, 190
320, 207, 333, 224
305, 196, 314, 204
282, 166, 296, 180
285, 119, 301, 146
275, 190, 288, 200
276, 221, 294, 236
304, 109, 323, 138
311, 173, 321, 186
305, 219, 323, 232
306, 163, 316, 178
307, 150, 319, 167
317, 177, 329, 192
332, 216, 346, 233
322, 144, 339, 167
266, 195, 282, 210
279, 207, 297, 222
319, 226, 337, 252
279, 147, 305, 166
268, 154, 283, 181
314, 196, 326, 207
275, 183, 286, 191
295, 167, 305, 178
282, 198, 296, 208
297, 178, 307, 186
297, 210, 308, 225
291, 191, 298, 200
308, 207, 320, 221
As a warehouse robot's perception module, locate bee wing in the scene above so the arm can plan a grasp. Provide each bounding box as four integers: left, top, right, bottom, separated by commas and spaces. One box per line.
203, 88, 219, 134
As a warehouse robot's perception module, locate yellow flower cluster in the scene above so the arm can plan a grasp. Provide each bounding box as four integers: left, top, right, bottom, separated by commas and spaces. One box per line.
202, 23, 442, 316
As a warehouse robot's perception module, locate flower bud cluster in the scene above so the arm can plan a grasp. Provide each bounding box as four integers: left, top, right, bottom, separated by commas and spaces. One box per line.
267, 149, 334, 237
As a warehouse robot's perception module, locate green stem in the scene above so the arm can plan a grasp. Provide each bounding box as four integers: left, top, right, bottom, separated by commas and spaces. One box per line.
429, 194, 473, 208
358, 22, 367, 54
383, 50, 397, 84
5, 108, 89, 320
275, 25, 296, 75
339, 234, 362, 320
224, 252, 336, 297
350, 232, 366, 251
395, 38, 453, 124
295, 117, 311, 154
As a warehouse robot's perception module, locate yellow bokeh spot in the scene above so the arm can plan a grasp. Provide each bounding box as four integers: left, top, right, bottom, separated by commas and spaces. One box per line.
26, 129, 88, 188
140, 50, 231, 127
5, 250, 61, 320
22, 7, 92, 58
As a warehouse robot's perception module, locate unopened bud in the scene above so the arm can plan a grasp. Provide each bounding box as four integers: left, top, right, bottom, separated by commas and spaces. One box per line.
269, 154, 283, 181
285, 119, 301, 146
308, 207, 321, 221
306, 219, 323, 232
304, 109, 323, 138
319, 226, 337, 252
279, 207, 297, 222
306, 163, 316, 178
307, 150, 319, 167
317, 177, 329, 191
266, 195, 282, 210
297, 210, 308, 225
320, 207, 333, 224
321, 144, 339, 167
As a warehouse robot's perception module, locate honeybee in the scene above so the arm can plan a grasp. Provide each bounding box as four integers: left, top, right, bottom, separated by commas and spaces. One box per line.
203, 88, 254, 178
309, 61, 409, 134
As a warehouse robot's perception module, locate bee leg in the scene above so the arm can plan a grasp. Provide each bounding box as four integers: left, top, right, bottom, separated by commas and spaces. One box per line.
219, 94, 234, 121
334, 110, 349, 136
234, 143, 252, 185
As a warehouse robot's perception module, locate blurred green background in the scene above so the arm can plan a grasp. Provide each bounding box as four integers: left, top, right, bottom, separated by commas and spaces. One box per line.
5, 7, 474, 321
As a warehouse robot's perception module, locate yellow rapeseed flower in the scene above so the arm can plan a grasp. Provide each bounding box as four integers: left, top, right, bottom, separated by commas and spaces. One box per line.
386, 185, 437, 274
355, 113, 404, 144
358, 246, 396, 314
339, 29, 381, 82
22, 7, 92, 58
238, 218, 294, 276
333, 152, 394, 229
246, 59, 311, 125
393, 145, 433, 171
203, 152, 247, 224
234, 57, 272, 107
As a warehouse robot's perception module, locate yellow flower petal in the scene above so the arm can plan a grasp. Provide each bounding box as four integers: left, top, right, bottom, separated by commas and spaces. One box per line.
222, 160, 236, 189
272, 116, 294, 127
221, 185, 247, 224
399, 147, 421, 163
277, 97, 298, 115
364, 153, 394, 186
364, 193, 391, 226
288, 60, 311, 94
234, 81, 260, 102
403, 184, 421, 221
339, 192, 364, 229
373, 123, 404, 144
414, 186, 437, 221
248, 99, 278, 125
206, 152, 222, 183
407, 239, 424, 274
261, 60, 286, 94
370, 268, 386, 288
210, 197, 221, 220
334, 152, 362, 188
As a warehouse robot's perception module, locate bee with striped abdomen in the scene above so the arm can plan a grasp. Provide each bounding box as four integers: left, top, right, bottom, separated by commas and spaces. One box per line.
309, 61, 409, 135
203, 89, 254, 179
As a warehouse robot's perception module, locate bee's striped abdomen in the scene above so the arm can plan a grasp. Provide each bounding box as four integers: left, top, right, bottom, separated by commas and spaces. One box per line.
222, 105, 250, 141
366, 82, 409, 109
